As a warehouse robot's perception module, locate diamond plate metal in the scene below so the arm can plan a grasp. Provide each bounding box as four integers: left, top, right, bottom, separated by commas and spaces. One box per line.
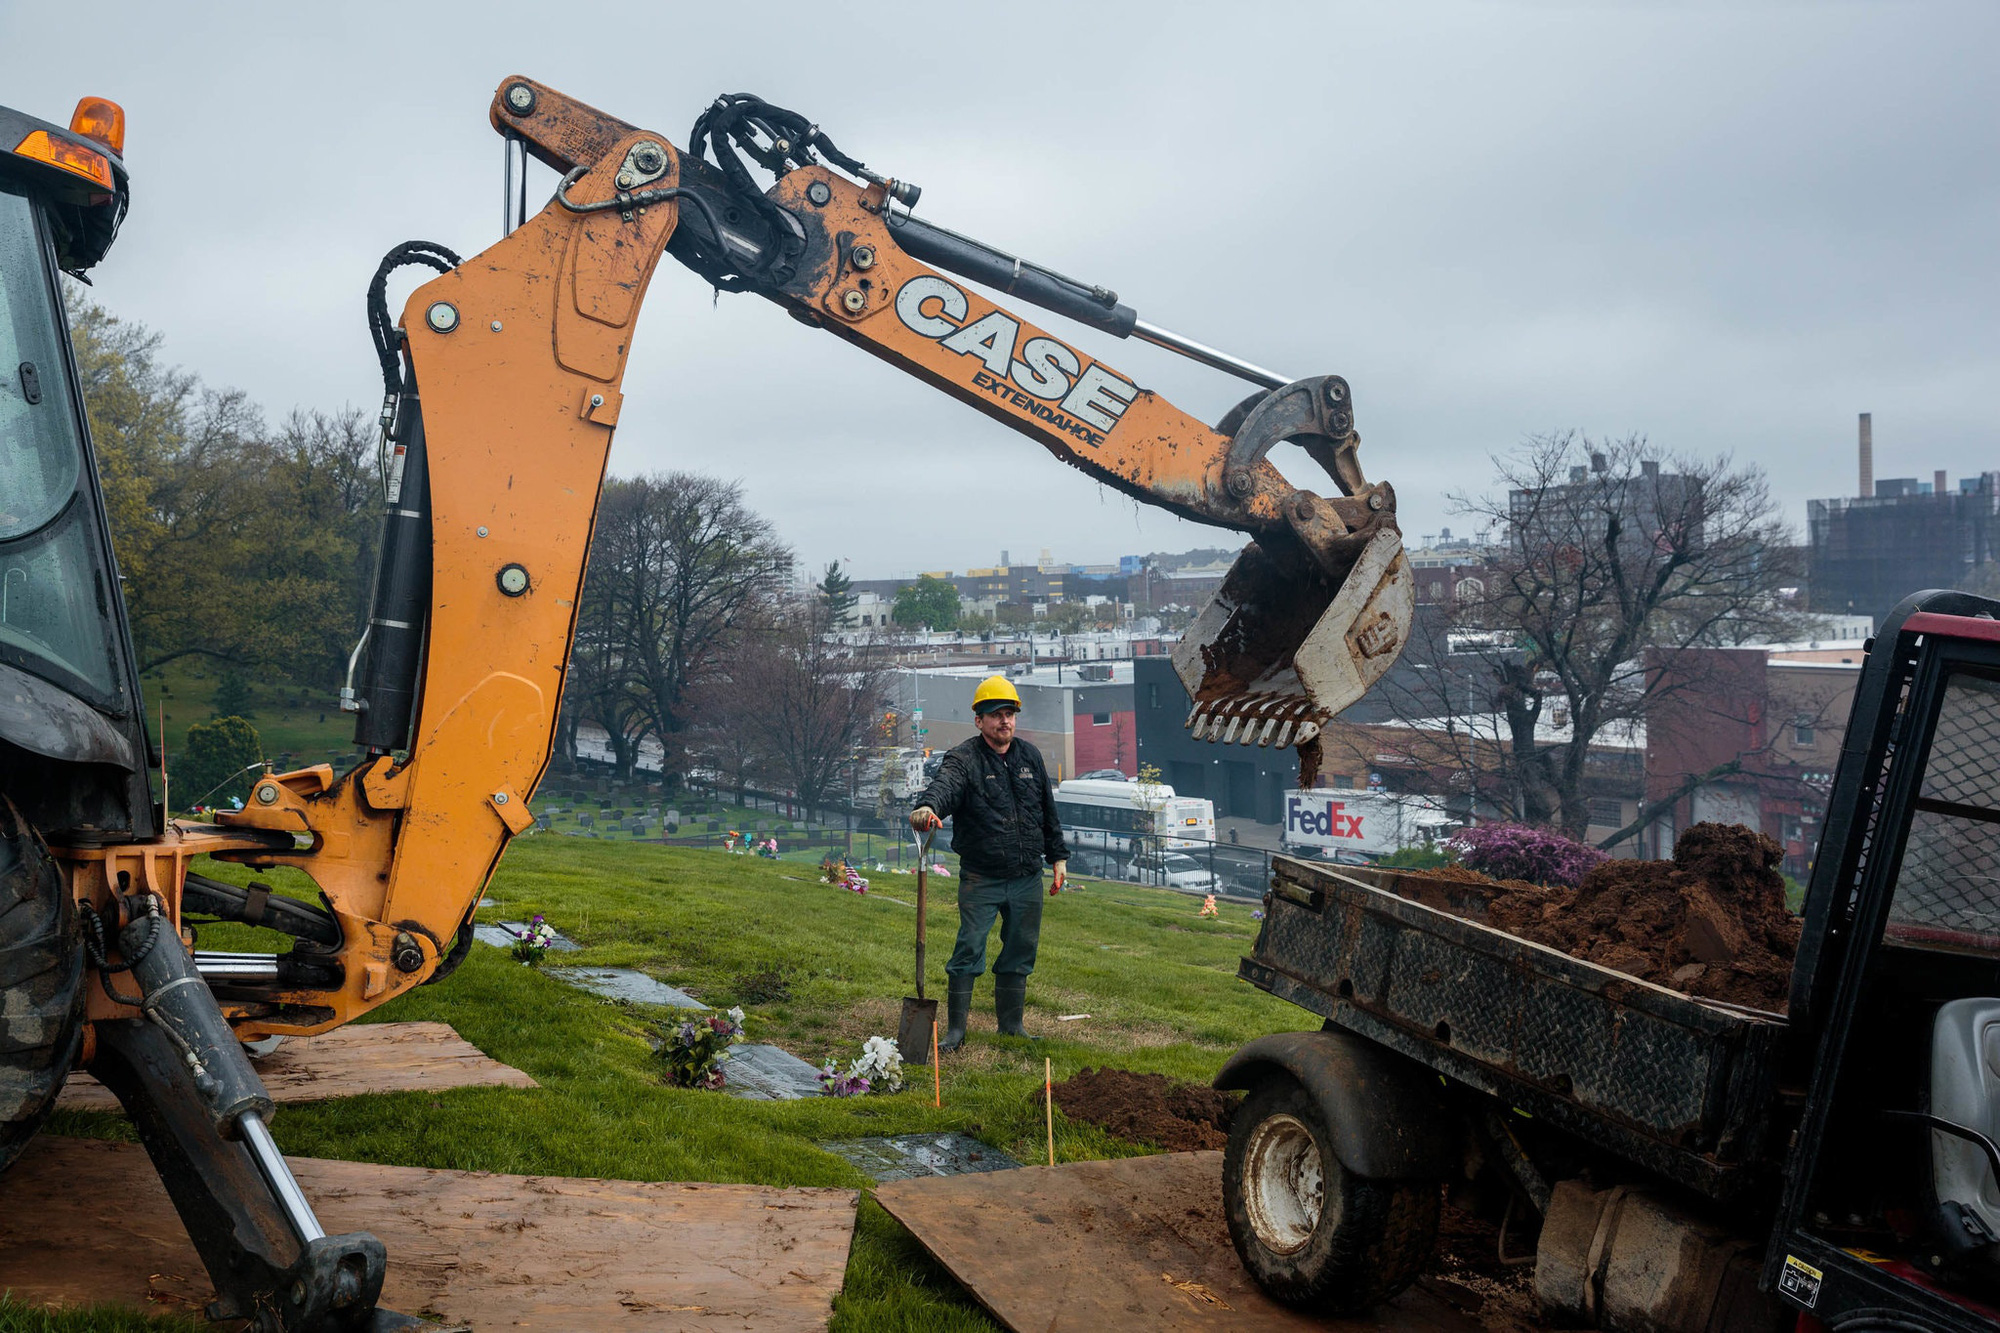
1254, 861, 1772, 1154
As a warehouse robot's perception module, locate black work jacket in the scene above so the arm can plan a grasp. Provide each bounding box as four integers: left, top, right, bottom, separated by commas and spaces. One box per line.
913, 735, 1069, 882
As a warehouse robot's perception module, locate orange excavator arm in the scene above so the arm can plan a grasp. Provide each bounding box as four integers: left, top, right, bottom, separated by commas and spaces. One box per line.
157, 77, 1411, 1041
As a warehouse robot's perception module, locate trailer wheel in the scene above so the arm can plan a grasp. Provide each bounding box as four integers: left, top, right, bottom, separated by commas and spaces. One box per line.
1223, 1073, 1440, 1312
0, 800, 83, 1175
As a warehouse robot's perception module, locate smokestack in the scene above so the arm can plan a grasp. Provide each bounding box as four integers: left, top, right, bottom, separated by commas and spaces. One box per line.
1936, 469, 1948, 497
1858, 413, 1873, 498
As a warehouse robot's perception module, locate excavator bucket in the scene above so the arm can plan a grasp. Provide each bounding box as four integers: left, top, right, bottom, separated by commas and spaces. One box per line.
1169, 524, 1413, 776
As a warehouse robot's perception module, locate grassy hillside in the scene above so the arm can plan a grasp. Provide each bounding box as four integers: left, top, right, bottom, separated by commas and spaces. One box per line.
13, 837, 1304, 1332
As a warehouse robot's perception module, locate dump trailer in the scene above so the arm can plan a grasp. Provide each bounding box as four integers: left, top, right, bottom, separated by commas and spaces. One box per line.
1216, 590, 2000, 1333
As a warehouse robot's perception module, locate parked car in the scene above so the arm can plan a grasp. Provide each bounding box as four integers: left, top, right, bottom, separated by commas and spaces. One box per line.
1123, 851, 1220, 893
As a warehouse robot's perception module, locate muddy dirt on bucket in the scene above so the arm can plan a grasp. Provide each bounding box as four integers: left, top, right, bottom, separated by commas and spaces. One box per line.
1050, 1068, 1241, 1152
1473, 823, 1800, 1011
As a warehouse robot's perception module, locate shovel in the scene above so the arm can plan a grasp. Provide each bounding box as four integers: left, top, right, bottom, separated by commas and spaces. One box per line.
897, 827, 940, 1065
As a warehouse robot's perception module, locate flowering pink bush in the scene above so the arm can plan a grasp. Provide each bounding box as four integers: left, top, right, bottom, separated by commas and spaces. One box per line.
1446, 823, 1605, 887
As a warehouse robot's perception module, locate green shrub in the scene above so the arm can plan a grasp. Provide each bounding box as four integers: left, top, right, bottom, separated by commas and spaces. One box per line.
176, 715, 263, 809
1374, 844, 1456, 871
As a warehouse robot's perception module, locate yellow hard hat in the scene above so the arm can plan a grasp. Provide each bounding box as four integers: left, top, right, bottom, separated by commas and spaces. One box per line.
972, 675, 1023, 715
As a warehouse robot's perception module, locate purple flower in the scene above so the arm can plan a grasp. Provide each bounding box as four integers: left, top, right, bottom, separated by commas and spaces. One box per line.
1446, 823, 1606, 887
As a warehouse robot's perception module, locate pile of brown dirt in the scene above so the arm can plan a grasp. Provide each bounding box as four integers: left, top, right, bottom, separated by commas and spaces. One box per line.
1050, 1068, 1239, 1152
1478, 823, 1800, 1010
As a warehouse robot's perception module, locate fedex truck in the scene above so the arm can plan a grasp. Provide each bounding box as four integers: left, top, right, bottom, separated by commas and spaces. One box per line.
1280, 789, 1458, 863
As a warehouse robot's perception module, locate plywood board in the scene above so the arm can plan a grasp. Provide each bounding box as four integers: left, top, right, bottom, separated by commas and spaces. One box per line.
57, 1021, 536, 1114
1, 1136, 857, 1331
874, 1150, 1475, 1332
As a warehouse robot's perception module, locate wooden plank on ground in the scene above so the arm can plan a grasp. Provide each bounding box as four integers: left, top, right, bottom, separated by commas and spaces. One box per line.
56, 1021, 537, 1113
1, 1136, 857, 1331
873, 1150, 1474, 1332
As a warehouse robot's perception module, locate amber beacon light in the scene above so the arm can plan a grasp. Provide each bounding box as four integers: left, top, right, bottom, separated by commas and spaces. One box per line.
68, 96, 125, 155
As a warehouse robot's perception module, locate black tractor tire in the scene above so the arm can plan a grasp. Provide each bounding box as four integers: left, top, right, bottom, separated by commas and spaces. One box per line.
0, 799, 83, 1175
1222, 1073, 1441, 1313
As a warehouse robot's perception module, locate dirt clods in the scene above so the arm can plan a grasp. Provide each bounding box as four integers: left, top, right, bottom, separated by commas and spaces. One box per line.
1477, 823, 1799, 1010
1051, 1068, 1240, 1152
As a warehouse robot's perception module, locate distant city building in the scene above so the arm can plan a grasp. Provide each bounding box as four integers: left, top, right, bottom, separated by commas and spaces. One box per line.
1806, 415, 1999, 624
887, 662, 1136, 780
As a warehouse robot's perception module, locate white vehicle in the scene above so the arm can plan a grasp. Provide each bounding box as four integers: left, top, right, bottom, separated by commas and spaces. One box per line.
1053, 777, 1216, 855
1280, 788, 1457, 863
1125, 850, 1221, 893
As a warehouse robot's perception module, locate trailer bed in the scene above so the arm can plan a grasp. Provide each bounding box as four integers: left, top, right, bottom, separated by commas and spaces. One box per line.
1243, 857, 1791, 1201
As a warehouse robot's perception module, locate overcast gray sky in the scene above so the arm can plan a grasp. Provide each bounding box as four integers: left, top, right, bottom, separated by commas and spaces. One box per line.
7, 1, 1994, 579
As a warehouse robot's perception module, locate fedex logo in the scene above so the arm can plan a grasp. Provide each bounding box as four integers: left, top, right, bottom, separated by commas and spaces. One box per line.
1287, 796, 1363, 840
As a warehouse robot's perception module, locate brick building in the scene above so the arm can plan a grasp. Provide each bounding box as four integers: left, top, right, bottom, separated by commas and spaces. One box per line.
1641, 644, 1862, 876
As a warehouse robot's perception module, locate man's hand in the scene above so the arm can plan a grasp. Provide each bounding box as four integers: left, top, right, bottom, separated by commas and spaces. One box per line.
1050, 860, 1068, 895
910, 807, 942, 833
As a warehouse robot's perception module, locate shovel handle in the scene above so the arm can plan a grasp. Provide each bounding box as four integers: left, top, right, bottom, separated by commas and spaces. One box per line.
914, 827, 933, 1000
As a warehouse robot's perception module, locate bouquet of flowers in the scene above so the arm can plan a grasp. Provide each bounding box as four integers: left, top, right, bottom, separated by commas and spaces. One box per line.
819, 1034, 903, 1097
821, 855, 867, 893
660, 1007, 747, 1089
511, 915, 556, 965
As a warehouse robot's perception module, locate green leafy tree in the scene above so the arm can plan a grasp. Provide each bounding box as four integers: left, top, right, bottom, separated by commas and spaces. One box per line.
212, 670, 254, 719
66, 295, 379, 687
176, 716, 263, 810
892, 576, 959, 631
818, 560, 856, 624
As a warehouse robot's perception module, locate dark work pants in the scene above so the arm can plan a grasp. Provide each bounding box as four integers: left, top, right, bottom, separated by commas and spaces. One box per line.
946, 872, 1044, 979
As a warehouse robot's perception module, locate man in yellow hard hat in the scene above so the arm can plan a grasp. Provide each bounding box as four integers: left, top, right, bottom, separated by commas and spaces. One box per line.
910, 674, 1069, 1051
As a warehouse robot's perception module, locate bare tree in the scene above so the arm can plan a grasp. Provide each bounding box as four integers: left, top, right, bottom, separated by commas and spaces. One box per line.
575, 474, 791, 783
1345, 433, 1808, 841
716, 598, 888, 822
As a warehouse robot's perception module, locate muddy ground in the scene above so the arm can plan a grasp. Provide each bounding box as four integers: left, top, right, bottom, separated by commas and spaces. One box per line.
1054, 1067, 1545, 1328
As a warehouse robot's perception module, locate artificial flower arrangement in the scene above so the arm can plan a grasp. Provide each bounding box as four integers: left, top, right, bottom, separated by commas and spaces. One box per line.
820, 855, 868, 894
511, 915, 557, 965
660, 1007, 747, 1089
819, 1034, 904, 1097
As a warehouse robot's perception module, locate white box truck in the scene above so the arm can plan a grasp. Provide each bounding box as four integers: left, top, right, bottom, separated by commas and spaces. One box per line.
1280, 789, 1458, 863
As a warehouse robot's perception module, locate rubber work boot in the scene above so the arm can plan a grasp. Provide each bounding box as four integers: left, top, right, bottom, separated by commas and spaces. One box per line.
994, 974, 1038, 1040
938, 976, 974, 1053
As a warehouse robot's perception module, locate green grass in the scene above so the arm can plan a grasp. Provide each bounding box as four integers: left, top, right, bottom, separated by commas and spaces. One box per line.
12, 838, 1304, 1331
138, 662, 352, 771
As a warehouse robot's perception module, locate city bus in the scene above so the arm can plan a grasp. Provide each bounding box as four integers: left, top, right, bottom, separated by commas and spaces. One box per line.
1053, 777, 1217, 857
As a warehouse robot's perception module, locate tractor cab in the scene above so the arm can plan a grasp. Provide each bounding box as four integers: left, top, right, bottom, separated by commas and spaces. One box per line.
0, 98, 155, 840
1772, 591, 2000, 1329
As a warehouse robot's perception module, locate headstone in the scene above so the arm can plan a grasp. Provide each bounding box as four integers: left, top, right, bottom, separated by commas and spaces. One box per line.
472, 923, 581, 953
632, 822, 650, 838
822, 1133, 1021, 1182
577, 812, 593, 827
546, 967, 706, 1009
722, 1044, 826, 1100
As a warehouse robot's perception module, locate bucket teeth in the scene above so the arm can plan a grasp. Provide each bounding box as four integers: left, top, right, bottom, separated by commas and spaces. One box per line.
1185, 694, 1330, 751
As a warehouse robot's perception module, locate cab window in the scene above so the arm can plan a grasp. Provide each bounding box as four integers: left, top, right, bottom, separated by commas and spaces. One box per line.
0, 186, 118, 700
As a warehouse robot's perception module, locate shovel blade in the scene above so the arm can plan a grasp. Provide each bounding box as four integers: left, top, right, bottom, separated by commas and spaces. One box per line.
898, 997, 940, 1066
1170, 526, 1413, 752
